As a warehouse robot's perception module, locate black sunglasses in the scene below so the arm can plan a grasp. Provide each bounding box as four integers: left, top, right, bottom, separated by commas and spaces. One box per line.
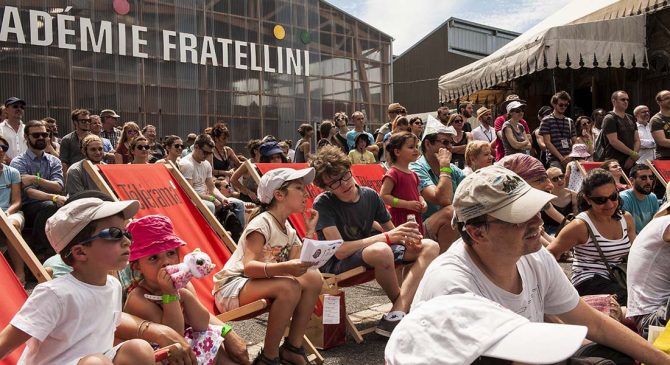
79, 227, 132, 244
0, 144, 8, 152
135, 144, 150, 151
30, 132, 49, 139
510, 108, 523, 113
173, 144, 184, 149
10, 104, 24, 110
435, 138, 452, 147
550, 175, 565, 182
588, 192, 618, 205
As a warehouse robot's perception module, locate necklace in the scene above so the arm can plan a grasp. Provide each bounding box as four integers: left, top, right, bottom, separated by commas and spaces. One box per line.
268, 212, 287, 234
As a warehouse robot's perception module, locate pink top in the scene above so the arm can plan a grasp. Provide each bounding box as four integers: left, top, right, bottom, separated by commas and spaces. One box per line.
494, 115, 530, 161
384, 167, 424, 235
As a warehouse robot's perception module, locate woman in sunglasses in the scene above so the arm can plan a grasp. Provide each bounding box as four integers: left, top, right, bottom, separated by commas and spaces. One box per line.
129, 136, 151, 164
500, 101, 531, 158
156, 135, 183, 165
447, 114, 473, 169
409, 116, 424, 141
548, 169, 635, 305
541, 167, 578, 236
575, 116, 595, 156
115, 122, 142, 164
601, 159, 632, 192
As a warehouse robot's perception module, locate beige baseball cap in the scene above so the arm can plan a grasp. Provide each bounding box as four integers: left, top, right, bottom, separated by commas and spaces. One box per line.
45, 198, 140, 253
257, 167, 315, 204
100, 109, 120, 118
453, 165, 556, 224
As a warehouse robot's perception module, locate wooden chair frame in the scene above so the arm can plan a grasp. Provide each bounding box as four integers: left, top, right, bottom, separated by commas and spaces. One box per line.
86, 161, 323, 364
646, 159, 669, 188
0, 209, 51, 283
578, 160, 632, 186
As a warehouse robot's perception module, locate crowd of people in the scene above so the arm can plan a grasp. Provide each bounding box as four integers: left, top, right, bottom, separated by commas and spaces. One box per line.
1, 88, 670, 364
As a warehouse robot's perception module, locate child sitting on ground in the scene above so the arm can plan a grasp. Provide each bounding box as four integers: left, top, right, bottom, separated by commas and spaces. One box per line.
213, 167, 323, 365
380, 132, 427, 234
0, 198, 154, 365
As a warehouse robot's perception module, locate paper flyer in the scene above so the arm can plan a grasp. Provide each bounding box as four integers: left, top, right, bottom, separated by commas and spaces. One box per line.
300, 238, 343, 268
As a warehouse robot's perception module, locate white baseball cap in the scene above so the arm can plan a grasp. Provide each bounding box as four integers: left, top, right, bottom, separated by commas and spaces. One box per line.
453, 165, 556, 224
385, 293, 587, 365
506, 100, 526, 114
257, 167, 315, 204
45, 198, 140, 253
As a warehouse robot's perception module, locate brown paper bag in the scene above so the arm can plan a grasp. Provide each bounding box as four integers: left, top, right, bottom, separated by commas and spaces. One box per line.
305, 286, 346, 349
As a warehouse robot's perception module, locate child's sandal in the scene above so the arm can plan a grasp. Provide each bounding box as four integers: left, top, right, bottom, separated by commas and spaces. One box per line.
252, 349, 281, 365
279, 339, 315, 365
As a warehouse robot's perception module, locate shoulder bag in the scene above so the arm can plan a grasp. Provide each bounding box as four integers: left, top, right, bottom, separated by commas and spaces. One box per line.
574, 217, 627, 290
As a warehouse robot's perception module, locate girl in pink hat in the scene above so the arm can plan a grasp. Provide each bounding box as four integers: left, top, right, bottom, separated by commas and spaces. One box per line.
124, 215, 235, 365
564, 143, 592, 192
213, 167, 323, 365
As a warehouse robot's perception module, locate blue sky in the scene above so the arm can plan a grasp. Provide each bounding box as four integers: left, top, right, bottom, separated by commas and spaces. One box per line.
325, 0, 571, 55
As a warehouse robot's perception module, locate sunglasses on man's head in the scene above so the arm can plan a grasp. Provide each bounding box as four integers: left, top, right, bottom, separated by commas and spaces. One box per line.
588, 192, 618, 205
30, 132, 49, 139
79, 227, 132, 245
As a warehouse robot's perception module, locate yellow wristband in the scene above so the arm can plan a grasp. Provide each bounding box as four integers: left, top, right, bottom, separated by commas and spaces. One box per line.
209, 195, 215, 202
162, 294, 180, 304
51, 195, 58, 203
392, 197, 399, 207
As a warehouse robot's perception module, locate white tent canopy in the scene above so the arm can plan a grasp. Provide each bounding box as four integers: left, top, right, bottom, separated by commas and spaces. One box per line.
438, 0, 666, 101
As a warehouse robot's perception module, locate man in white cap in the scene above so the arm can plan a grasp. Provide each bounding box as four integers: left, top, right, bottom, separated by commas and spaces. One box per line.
386, 293, 587, 365
409, 116, 464, 252
413, 165, 670, 364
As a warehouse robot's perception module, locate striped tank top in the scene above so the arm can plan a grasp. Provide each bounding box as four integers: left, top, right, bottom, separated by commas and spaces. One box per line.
571, 212, 631, 287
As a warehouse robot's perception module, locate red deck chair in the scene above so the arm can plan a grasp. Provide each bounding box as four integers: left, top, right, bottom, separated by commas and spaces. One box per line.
578, 160, 632, 186
249, 162, 393, 342
647, 159, 670, 188
85, 162, 323, 363
0, 253, 28, 364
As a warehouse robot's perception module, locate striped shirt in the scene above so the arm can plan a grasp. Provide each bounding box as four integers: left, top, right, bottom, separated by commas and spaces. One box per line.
571, 212, 631, 287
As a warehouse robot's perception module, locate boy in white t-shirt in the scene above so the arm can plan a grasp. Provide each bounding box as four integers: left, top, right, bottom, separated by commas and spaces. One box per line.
0, 198, 155, 365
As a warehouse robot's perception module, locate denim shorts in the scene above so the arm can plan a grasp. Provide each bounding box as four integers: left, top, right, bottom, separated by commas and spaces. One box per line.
320, 244, 406, 275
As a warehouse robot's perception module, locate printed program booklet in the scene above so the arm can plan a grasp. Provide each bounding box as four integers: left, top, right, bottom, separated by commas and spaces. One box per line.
300, 238, 343, 268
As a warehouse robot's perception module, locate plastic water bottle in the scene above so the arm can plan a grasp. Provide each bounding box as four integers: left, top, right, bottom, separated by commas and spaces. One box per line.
406, 214, 418, 246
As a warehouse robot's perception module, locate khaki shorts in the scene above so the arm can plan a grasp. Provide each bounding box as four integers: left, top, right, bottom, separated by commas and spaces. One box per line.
70, 342, 122, 365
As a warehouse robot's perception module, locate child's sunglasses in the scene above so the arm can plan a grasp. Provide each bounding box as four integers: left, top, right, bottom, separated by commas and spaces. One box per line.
79, 227, 132, 244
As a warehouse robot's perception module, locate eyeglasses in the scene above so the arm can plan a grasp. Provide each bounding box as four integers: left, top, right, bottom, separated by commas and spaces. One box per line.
10, 104, 24, 110
637, 175, 655, 181
452, 119, 463, 123
412, 121, 423, 126
619, 98, 629, 102
79, 227, 132, 245
173, 144, 184, 149
557, 102, 569, 108
77, 119, 91, 123
201, 149, 213, 156
550, 175, 565, 182
30, 132, 49, 139
0, 144, 8, 152
325, 170, 352, 190
435, 138, 452, 147
135, 144, 150, 150
588, 192, 618, 205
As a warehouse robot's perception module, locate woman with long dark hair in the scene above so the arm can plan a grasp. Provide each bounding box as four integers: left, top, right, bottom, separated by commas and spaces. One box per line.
548, 168, 635, 305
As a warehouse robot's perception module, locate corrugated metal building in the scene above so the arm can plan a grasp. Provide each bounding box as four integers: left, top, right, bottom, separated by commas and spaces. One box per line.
0, 1, 393, 152
393, 18, 518, 115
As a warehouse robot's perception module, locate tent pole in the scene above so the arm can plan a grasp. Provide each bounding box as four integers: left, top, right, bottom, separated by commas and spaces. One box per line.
552, 69, 557, 94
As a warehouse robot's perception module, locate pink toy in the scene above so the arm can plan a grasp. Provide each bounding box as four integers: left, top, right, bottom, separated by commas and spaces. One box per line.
165, 249, 216, 289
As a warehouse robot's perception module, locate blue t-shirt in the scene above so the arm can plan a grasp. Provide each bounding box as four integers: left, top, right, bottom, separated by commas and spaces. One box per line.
409, 155, 464, 220
620, 189, 659, 234
0, 165, 21, 211
346, 130, 374, 150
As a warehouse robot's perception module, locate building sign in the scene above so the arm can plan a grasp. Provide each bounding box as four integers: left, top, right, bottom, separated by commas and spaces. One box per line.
0, 6, 310, 76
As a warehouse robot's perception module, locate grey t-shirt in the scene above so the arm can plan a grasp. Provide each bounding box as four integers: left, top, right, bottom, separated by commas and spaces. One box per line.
627, 215, 670, 317
314, 186, 391, 242
412, 240, 580, 322
650, 112, 670, 159
65, 159, 101, 196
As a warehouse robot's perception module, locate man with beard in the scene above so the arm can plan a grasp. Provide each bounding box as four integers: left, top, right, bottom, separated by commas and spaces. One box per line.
413, 164, 670, 364
10, 120, 66, 260
621, 164, 659, 233
59, 109, 91, 173
458, 102, 473, 132
65, 135, 105, 195
471, 107, 495, 144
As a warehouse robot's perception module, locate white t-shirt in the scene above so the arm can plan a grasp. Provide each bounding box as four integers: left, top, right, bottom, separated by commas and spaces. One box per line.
412, 240, 580, 322
0, 120, 26, 160
627, 216, 670, 317
11, 274, 123, 365
471, 124, 496, 143
179, 153, 212, 195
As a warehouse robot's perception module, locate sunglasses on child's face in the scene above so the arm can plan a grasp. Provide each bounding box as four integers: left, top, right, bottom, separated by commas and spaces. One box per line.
135, 144, 150, 151
79, 227, 132, 244
0, 144, 8, 152
173, 144, 184, 149
588, 192, 618, 205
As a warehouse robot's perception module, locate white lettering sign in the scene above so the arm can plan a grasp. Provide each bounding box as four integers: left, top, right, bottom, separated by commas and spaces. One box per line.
0, 6, 310, 76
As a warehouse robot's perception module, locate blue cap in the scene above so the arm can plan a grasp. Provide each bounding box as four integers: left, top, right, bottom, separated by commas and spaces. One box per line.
259, 141, 283, 157
4, 97, 26, 107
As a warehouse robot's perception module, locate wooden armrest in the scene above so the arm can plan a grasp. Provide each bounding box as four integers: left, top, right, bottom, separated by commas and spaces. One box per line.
216, 299, 268, 322
323, 266, 366, 286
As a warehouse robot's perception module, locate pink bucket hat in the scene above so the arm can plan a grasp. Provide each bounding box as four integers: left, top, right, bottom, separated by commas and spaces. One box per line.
128, 215, 186, 261
568, 143, 591, 158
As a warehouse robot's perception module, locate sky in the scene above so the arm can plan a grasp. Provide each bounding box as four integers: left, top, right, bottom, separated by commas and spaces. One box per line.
325, 0, 572, 55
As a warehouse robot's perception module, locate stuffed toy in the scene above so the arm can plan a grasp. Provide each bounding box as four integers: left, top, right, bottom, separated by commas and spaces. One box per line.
165, 249, 216, 289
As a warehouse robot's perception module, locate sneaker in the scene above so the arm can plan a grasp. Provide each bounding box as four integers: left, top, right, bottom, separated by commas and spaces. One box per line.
375, 311, 405, 337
